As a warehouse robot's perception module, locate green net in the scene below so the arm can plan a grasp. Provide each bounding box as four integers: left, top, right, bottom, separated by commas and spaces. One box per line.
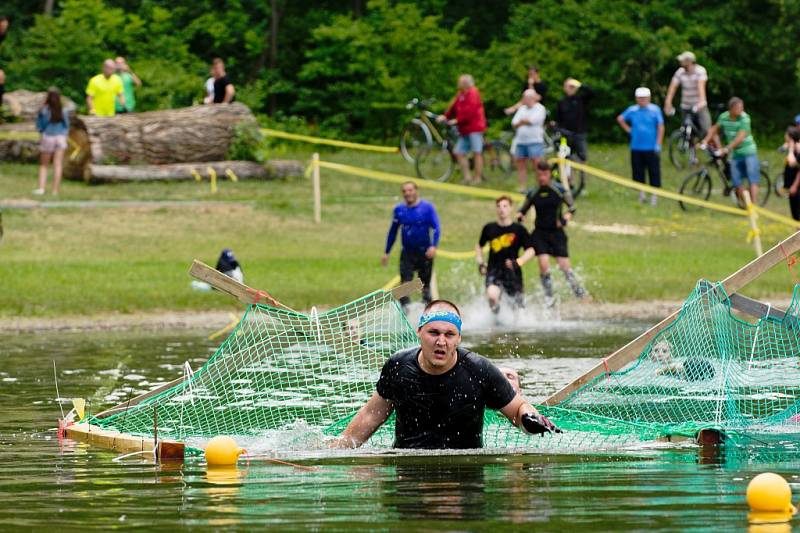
87, 281, 800, 454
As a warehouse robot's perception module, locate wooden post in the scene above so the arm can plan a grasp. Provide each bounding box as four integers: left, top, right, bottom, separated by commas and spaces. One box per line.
312, 152, 321, 224
743, 190, 763, 257
429, 269, 440, 300
208, 166, 218, 194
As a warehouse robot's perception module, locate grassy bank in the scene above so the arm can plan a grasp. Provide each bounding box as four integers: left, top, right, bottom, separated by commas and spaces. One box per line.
0, 144, 797, 319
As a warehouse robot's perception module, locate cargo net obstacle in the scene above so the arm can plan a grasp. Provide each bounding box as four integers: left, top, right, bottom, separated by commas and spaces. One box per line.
87, 241, 800, 454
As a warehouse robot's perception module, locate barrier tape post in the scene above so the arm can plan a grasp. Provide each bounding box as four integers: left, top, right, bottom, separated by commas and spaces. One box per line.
207, 166, 217, 194
743, 190, 763, 257
429, 268, 440, 300
312, 152, 321, 224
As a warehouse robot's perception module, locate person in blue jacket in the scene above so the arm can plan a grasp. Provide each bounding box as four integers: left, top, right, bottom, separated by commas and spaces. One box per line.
382, 181, 441, 310
34, 87, 70, 196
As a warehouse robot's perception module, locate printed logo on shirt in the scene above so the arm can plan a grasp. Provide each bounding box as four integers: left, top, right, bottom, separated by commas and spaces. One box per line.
490, 233, 517, 253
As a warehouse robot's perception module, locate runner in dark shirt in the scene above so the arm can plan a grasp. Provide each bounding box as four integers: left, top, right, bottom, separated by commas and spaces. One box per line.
476, 196, 535, 313
333, 299, 560, 449
518, 161, 588, 306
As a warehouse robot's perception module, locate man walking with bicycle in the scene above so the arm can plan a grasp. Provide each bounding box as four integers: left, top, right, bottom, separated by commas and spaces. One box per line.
438, 74, 487, 185
701, 97, 760, 205
664, 51, 711, 140
555, 78, 594, 162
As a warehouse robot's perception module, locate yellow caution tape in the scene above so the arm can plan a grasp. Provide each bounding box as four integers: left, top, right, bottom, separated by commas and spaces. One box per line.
304, 160, 314, 179
208, 313, 240, 341
381, 275, 401, 291
207, 166, 217, 194
225, 168, 239, 182
191, 168, 202, 182
317, 160, 526, 202
560, 158, 748, 217
261, 128, 399, 153
754, 205, 800, 229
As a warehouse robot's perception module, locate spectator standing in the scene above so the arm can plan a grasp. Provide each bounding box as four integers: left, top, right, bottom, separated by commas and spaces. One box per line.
616, 87, 664, 205
555, 78, 594, 162
86, 59, 125, 117
382, 182, 441, 311
0, 15, 9, 107
34, 88, 69, 196
210, 58, 235, 104
664, 51, 711, 139
438, 74, 487, 184
505, 64, 548, 116
203, 67, 215, 104
114, 56, 141, 113
511, 89, 546, 192
781, 126, 800, 220
702, 97, 760, 205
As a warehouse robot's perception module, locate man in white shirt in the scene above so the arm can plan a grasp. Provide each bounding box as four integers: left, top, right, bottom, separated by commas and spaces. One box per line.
511, 89, 546, 192
664, 51, 711, 139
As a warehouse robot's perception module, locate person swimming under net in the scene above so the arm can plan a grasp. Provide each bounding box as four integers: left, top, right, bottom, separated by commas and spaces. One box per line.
649, 339, 716, 382
331, 299, 560, 449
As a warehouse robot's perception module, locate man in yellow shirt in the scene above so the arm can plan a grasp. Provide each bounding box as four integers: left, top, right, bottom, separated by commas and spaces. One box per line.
86, 59, 125, 117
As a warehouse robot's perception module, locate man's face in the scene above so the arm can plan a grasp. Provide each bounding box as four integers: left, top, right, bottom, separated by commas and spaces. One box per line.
417, 315, 461, 370
495, 200, 512, 220
0, 19, 8, 33
730, 101, 744, 117
636, 96, 650, 108
522, 91, 537, 106
212, 62, 224, 77
681, 60, 695, 72
115, 57, 126, 72
102, 60, 116, 77
536, 167, 551, 186
402, 184, 418, 205
564, 81, 578, 96
528, 68, 538, 81
457, 75, 470, 90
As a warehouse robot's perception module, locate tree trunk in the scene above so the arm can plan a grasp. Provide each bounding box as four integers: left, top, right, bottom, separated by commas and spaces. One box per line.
85, 160, 304, 184
2, 89, 76, 120
0, 122, 39, 163
44, 0, 55, 16
65, 103, 256, 180
268, 0, 281, 115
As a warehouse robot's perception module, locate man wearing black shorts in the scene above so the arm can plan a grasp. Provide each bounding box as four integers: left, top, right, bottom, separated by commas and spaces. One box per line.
518, 161, 588, 306
333, 299, 560, 449
476, 195, 535, 313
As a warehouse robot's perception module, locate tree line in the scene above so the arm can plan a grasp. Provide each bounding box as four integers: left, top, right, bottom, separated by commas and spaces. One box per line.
2, 0, 798, 143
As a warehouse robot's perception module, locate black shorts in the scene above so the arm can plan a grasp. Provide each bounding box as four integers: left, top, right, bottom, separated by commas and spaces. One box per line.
531, 228, 568, 257
486, 266, 523, 295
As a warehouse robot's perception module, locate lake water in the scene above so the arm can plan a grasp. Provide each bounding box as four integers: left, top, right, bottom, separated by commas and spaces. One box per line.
1, 320, 798, 531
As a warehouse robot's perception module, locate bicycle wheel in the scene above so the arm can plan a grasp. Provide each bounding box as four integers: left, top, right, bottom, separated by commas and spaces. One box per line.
415, 143, 455, 182
669, 129, 698, 170
774, 169, 788, 199
567, 156, 586, 199
400, 119, 432, 164
743, 170, 771, 207
482, 141, 513, 181
678, 169, 712, 211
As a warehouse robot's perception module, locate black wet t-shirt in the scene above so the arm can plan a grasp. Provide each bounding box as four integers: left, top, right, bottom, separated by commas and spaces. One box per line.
519, 185, 566, 230
376, 346, 517, 449
479, 222, 531, 271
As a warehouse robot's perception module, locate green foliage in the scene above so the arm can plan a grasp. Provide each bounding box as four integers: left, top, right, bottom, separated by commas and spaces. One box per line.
227, 122, 266, 162
3, 0, 799, 140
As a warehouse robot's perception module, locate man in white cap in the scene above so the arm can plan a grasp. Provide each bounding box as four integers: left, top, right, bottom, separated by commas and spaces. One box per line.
616, 87, 665, 204
664, 51, 710, 139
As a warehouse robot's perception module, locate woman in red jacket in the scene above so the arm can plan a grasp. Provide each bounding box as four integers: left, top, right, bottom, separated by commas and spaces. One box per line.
438, 74, 487, 184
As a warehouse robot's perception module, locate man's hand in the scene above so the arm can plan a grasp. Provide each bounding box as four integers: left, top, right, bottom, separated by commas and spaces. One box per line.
516, 212, 525, 222
563, 211, 573, 222
478, 263, 487, 276
790, 185, 799, 197
521, 412, 562, 435
380, 254, 389, 267
654, 144, 661, 153
425, 246, 436, 259
436, 114, 447, 123
504, 258, 519, 271
664, 104, 675, 117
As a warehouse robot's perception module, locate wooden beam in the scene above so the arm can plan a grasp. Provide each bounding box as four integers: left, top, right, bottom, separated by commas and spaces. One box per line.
189, 259, 292, 310
543, 230, 800, 406
63, 422, 185, 461
390, 278, 423, 300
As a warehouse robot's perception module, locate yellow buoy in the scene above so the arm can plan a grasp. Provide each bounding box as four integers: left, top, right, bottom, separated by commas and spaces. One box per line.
746, 473, 797, 524
205, 436, 244, 467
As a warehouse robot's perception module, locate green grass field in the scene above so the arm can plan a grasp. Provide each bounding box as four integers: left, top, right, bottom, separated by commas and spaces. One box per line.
0, 143, 798, 319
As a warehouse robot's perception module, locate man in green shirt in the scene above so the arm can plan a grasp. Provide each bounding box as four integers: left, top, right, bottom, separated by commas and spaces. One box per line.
114, 56, 141, 113
701, 97, 760, 204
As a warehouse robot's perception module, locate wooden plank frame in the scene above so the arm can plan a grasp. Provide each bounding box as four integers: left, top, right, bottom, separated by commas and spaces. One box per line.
544, 230, 800, 406
63, 423, 185, 461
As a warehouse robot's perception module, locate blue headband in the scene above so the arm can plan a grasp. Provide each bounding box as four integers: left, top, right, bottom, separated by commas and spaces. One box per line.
417, 311, 462, 333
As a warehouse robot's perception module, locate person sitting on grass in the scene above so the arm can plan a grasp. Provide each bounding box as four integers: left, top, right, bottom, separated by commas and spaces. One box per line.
517, 161, 588, 307
511, 89, 547, 192
332, 299, 560, 449
476, 195, 535, 315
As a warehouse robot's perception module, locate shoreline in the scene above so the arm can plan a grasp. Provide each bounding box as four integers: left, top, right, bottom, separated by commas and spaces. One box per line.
0, 300, 689, 333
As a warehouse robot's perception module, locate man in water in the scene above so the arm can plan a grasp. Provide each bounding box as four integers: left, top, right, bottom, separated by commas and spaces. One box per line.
476, 195, 535, 313
382, 181, 441, 311
334, 299, 560, 449
517, 161, 588, 307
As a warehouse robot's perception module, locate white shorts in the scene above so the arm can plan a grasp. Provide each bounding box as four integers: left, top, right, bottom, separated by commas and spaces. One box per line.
40, 134, 67, 153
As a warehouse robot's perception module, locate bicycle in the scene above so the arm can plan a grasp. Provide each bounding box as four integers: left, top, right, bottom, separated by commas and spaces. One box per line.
415, 121, 513, 182
678, 146, 771, 211
547, 125, 586, 199
667, 110, 701, 170
399, 98, 443, 164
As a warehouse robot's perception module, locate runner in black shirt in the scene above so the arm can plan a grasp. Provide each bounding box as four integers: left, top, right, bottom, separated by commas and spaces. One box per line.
476, 196, 535, 313
518, 161, 588, 306
333, 299, 560, 449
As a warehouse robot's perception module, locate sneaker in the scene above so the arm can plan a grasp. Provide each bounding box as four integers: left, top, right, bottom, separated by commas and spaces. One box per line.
650, 194, 657, 206
32, 188, 45, 195
544, 295, 556, 308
